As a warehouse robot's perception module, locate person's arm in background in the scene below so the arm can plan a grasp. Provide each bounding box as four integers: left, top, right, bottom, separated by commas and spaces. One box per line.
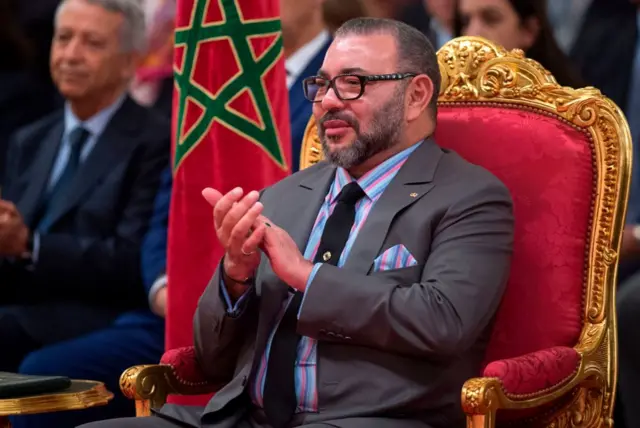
144, 166, 172, 317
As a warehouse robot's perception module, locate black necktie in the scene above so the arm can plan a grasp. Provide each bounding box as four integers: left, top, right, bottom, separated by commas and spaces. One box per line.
35, 126, 90, 232
263, 181, 365, 428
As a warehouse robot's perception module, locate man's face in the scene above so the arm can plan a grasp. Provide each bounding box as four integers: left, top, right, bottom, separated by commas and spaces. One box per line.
312, 34, 408, 169
50, 0, 136, 101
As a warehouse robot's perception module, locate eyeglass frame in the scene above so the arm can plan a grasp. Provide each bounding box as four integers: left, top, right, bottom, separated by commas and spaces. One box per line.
302, 72, 417, 103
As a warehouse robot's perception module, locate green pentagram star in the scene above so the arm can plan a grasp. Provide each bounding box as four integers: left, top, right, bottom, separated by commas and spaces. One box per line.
173, 0, 287, 171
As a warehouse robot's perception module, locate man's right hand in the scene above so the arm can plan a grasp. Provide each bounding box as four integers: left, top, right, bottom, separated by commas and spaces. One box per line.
202, 187, 267, 296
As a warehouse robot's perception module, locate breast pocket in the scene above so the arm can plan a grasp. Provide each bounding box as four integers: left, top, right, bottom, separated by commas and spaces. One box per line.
369, 263, 424, 284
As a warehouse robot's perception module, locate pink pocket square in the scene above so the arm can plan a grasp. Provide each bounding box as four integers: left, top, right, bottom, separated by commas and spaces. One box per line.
373, 245, 418, 272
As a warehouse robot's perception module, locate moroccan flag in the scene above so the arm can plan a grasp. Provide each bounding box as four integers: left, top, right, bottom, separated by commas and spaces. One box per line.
167, 0, 291, 367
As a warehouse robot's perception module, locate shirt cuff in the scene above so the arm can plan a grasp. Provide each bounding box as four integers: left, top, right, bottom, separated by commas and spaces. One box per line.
220, 276, 253, 316
297, 263, 322, 318
148, 273, 167, 306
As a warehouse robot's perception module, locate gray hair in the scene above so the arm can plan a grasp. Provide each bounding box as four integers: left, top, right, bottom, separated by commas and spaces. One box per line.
334, 17, 441, 118
55, 0, 147, 53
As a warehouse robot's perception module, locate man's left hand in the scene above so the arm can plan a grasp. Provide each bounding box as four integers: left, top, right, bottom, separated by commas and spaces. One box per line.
257, 217, 313, 292
0, 200, 29, 257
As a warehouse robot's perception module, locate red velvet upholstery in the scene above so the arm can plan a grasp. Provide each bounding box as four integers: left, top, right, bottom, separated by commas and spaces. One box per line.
163, 344, 581, 398
161, 346, 210, 386
483, 347, 581, 396
435, 105, 592, 422
434, 105, 591, 363
161, 105, 593, 416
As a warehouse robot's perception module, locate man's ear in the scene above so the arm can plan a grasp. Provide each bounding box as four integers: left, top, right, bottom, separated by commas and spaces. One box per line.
405, 75, 434, 122
121, 51, 142, 81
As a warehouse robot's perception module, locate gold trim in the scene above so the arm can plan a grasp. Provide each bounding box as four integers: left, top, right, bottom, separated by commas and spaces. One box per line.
0, 380, 112, 417
299, 115, 323, 171
301, 36, 629, 427
120, 364, 220, 417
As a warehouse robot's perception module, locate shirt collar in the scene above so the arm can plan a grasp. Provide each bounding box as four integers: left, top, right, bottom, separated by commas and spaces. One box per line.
328, 141, 423, 204
285, 30, 329, 88
64, 93, 127, 137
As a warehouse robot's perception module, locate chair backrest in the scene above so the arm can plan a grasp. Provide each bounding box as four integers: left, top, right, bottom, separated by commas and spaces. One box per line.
300, 36, 630, 425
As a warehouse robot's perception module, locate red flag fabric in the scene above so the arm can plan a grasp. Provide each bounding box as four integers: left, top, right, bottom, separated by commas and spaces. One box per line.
166, 0, 291, 403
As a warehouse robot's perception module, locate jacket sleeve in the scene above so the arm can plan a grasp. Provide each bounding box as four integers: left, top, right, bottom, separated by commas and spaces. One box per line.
141, 165, 172, 296
194, 265, 260, 384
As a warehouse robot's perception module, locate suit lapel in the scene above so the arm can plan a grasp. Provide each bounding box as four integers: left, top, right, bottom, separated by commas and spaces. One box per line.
18, 121, 64, 226
288, 163, 336, 251
42, 98, 139, 227
343, 139, 443, 274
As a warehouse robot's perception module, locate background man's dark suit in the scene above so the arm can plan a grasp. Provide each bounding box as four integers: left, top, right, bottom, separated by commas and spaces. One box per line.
0, 96, 170, 371
569, 0, 638, 111
288, 38, 331, 172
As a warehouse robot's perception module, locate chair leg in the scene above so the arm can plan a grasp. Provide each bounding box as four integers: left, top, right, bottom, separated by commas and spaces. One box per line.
0, 416, 10, 428
467, 412, 495, 428
135, 399, 152, 417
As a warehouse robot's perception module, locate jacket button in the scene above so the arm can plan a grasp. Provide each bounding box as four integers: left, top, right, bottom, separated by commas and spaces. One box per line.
327, 331, 336, 337
345, 336, 352, 340
319, 329, 326, 334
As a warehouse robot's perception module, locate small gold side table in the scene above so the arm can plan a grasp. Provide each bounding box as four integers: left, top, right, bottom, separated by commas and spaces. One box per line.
0, 380, 113, 428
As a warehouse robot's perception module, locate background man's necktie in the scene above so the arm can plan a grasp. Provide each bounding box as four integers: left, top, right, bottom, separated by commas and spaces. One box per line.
263, 181, 366, 428
34, 126, 90, 232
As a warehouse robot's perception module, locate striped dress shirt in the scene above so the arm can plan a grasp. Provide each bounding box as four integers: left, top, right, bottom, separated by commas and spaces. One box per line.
250, 142, 421, 412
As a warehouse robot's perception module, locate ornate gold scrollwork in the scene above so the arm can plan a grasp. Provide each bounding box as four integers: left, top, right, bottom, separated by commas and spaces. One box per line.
299, 117, 322, 171
120, 364, 221, 417
461, 378, 501, 415
575, 322, 606, 354
544, 387, 603, 428
120, 365, 174, 417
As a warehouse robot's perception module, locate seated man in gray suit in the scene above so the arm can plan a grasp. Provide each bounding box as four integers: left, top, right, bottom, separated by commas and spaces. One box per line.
82, 17, 514, 428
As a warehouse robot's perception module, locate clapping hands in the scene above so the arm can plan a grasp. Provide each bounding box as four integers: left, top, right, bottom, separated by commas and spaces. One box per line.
202, 187, 313, 292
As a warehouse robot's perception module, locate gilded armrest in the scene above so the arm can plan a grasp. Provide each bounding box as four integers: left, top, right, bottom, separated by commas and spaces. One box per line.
120, 347, 221, 417
461, 346, 603, 428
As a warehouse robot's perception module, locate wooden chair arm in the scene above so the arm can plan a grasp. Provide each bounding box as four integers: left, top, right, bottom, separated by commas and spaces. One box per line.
461, 354, 605, 428
119, 365, 220, 417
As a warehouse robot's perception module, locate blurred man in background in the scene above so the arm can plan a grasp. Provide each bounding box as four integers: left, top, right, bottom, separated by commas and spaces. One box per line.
0, 0, 169, 426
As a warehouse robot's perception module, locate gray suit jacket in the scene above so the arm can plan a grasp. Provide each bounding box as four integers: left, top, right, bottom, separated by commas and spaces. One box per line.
167, 139, 514, 428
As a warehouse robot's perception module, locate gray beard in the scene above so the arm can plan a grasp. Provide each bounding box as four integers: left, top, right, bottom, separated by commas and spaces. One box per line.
320, 93, 405, 170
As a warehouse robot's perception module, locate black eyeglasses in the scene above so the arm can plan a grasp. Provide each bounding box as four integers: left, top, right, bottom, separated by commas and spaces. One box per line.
302, 73, 416, 102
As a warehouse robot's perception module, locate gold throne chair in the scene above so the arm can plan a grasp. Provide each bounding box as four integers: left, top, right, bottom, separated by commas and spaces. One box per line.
120, 36, 629, 427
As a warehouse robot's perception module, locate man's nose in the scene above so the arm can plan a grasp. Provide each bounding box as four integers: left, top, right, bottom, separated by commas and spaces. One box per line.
60, 38, 83, 61
320, 86, 345, 111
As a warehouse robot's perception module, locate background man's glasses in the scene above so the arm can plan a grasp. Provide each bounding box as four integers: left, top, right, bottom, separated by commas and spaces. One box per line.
302, 73, 416, 102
